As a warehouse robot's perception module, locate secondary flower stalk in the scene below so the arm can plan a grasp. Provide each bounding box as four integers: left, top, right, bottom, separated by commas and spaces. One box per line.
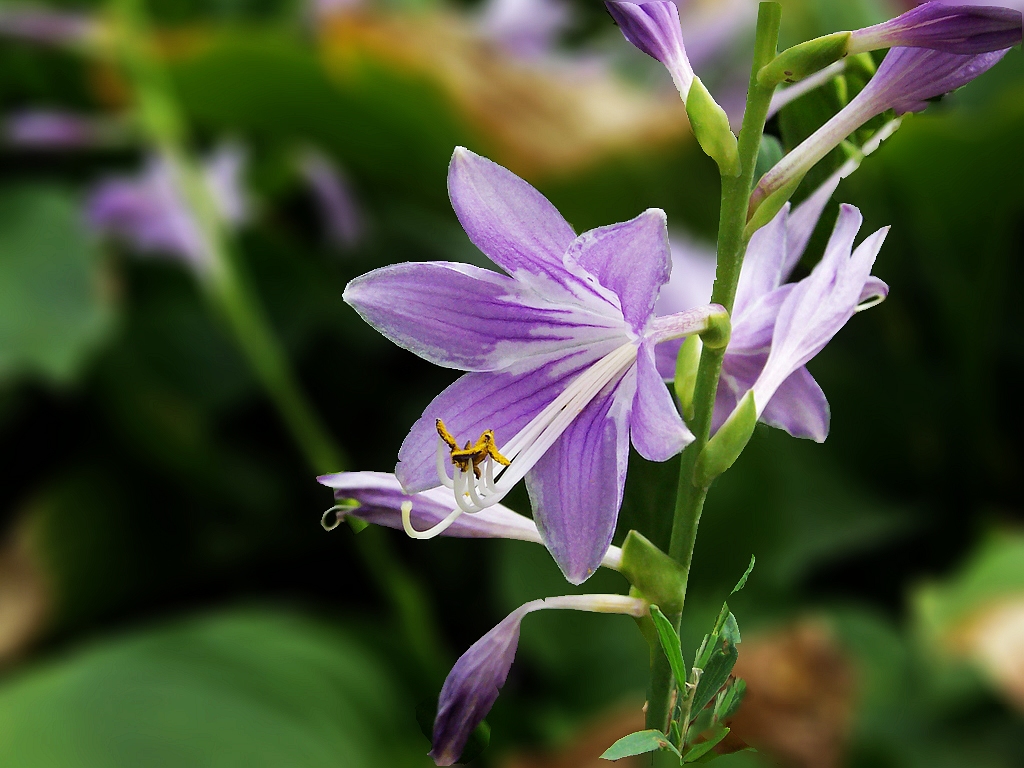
344, 147, 727, 584
430, 594, 648, 766
750, 44, 1012, 221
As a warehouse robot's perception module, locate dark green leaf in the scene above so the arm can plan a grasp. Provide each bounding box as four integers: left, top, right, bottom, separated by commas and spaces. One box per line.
0, 609, 428, 767
651, 605, 688, 689
691, 642, 738, 717
601, 730, 680, 760
682, 726, 730, 763
716, 678, 747, 721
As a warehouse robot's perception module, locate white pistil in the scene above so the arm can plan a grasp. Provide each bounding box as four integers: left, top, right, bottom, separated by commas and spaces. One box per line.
401, 500, 463, 539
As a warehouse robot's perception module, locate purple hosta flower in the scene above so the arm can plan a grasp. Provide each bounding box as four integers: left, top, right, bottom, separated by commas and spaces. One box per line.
297, 148, 363, 249
316, 470, 625, 568
606, 1, 696, 99
752, 44, 1012, 215
848, 2, 1023, 56
477, 0, 572, 60
658, 168, 889, 440
0, 6, 100, 47
431, 593, 648, 765
87, 144, 248, 272
742, 205, 889, 429
343, 147, 725, 584
3, 109, 128, 150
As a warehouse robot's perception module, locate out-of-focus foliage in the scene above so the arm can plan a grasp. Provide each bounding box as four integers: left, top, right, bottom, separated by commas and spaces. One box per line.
0, 0, 1023, 766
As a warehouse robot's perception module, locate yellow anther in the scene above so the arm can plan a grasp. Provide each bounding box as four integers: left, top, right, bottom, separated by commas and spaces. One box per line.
435, 419, 511, 479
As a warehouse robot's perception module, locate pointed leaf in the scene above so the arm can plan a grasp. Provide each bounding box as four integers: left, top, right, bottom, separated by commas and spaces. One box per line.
731, 556, 756, 594
651, 605, 688, 689
691, 643, 738, 716
720, 613, 741, 646
682, 726, 731, 763
601, 730, 681, 760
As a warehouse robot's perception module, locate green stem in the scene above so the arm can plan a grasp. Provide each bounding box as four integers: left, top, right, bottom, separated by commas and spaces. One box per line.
645, 2, 781, 737
109, 0, 445, 677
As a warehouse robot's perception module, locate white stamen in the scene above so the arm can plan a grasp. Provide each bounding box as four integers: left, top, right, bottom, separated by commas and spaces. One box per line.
436, 440, 454, 489
854, 294, 886, 313
401, 500, 464, 539
434, 343, 637, 517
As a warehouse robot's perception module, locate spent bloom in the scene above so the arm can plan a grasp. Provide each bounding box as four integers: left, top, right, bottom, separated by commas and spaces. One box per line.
343, 147, 726, 584
659, 162, 889, 441
86, 144, 248, 272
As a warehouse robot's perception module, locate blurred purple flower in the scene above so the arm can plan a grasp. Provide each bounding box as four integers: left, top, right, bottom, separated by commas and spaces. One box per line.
87, 144, 248, 272
849, 2, 1023, 56
477, 0, 572, 59
752, 45, 1012, 213
4, 110, 104, 149
343, 147, 727, 583
298, 148, 363, 249
658, 167, 888, 441
0, 6, 100, 46
316, 471, 624, 569
430, 593, 647, 766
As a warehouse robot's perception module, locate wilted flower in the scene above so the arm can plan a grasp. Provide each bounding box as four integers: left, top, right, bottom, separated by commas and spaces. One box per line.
344, 147, 726, 583
86, 144, 248, 272
430, 594, 648, 765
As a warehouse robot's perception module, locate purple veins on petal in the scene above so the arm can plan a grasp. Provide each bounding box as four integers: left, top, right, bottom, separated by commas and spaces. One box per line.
848, 2, 1023, 56
430, 595, 648, 766
605, 1, 695, 96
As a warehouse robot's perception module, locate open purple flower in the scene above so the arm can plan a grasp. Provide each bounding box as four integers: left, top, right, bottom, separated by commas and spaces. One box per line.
317, 471, 625, 569
752, 44, 1012, 213
344, 148, 724, 584
86, 144, 248, 272
848, 2, 1023, 56
658, 166, 888, 441
430, 594, 648, 765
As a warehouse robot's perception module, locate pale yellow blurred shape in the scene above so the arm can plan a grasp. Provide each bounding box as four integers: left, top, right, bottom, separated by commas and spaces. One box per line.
948, 597, 1024, 712
317, 11, 690, 178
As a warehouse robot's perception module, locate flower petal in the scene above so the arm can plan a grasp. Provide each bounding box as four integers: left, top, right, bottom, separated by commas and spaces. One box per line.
565, 208, 673, 335
759, 366, 830, 442
525, 369, 636, 584
448, 148, 579, 291
343, 261, 626, 373
734, 202, 789, 315
317, 471, 544, 542
430, 594, 647, 766
849, 3, 1023, 56
630, 340, 692, 461
395, 347, 618, 492
605, 1, 695, 96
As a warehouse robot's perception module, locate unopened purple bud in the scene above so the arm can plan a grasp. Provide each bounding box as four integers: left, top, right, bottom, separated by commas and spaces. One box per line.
751, 46, 1009, 217
605, 1, 694, 96
0, 8, 99, 47
430, 594, 647, 766
298, 149, 363, 249
849, 2, 1022, 56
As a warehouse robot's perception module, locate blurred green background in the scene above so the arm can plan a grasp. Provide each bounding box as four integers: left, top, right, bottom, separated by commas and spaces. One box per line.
1, 0, 1022, 765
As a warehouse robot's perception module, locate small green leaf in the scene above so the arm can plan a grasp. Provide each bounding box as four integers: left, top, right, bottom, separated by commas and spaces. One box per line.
674, 334, 701, 423
620, 531, 687, 614
691, 643, 738, 716
651, 606, 688, 690
682, 726, 730, 763
695, 392, 757, 485
720, 613, 741, 646
686, 76, 740, 177
731, 556, 756, 594
716, 678, 747, 721
601, 730, 681, 760
757, 32, 852, 87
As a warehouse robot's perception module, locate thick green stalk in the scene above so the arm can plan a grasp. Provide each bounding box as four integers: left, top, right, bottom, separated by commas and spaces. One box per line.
109, 0, 445, 677
645, 3, 781, 737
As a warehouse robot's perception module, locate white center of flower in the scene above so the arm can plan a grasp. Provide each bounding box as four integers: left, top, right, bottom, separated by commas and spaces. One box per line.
402, 342, 638, 539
